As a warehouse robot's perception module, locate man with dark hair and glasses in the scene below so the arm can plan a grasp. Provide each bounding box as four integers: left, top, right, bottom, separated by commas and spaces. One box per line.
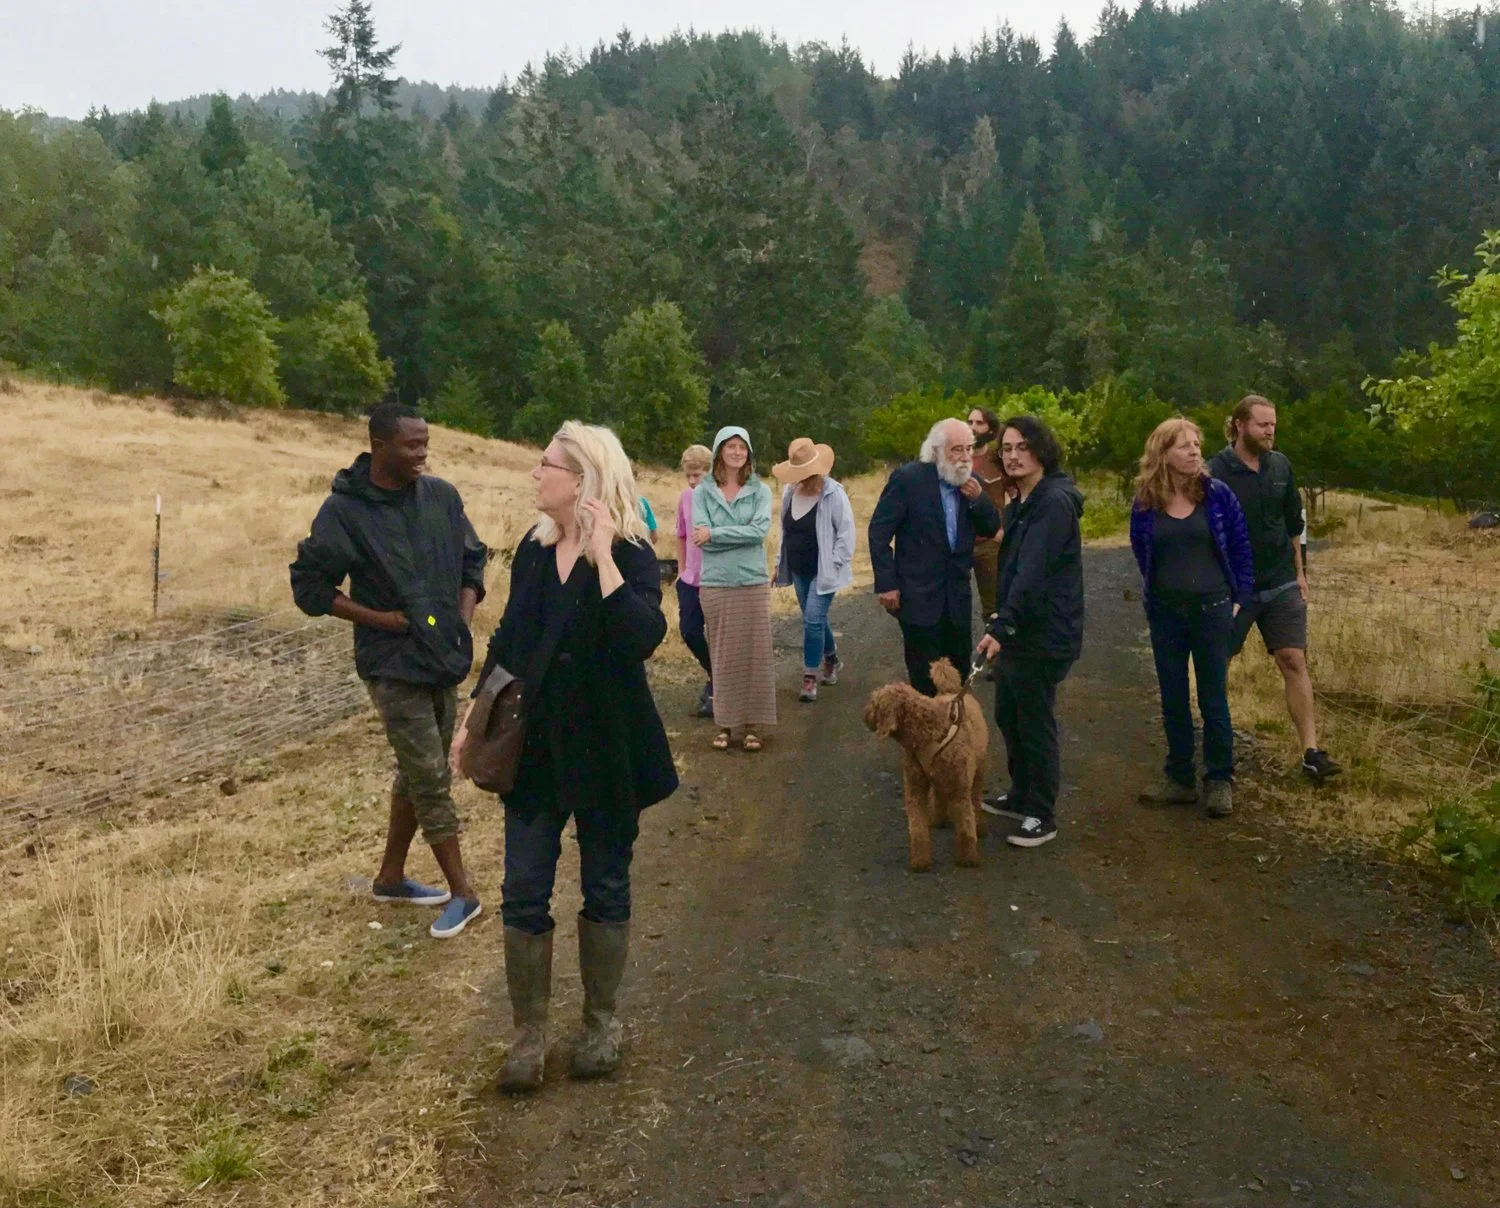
290, 402, 489, 938
976, 415, 1085, 849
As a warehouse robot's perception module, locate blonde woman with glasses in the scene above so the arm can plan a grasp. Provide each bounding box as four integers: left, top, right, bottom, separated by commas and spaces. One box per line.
451, 421, 678, 1094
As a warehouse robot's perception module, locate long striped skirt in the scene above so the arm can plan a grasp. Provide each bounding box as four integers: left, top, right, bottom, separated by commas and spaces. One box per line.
700, 583, 777, 733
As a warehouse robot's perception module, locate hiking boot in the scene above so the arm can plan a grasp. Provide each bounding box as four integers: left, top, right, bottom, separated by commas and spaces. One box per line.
1203, 779, 1233, 818
694, 682, 714, 719
819, 654, 843, 685
498, 927, 552, 1093
1138, 777, 1199, 807
1006, 816, 1058, 848
570, 915, 629, 1080
1301, 748, 1342, 781
799, 673, 818, 703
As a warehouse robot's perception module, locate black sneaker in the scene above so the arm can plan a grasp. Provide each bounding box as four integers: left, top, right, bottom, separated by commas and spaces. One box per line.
1006, 816, 1057, 848
980, 791, 1024, 820
1301, 748, 1342, 781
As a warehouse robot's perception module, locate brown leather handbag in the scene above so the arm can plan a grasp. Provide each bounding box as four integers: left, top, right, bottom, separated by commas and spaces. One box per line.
460, 665, 527, 795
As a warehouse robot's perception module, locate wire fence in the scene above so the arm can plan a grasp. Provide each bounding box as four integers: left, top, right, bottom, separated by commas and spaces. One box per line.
0, 610, 366, 845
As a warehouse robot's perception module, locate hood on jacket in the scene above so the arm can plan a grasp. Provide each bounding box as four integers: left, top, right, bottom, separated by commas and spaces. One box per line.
1031, 471, 1085, 518
332, 452, 408, 505
711, 426, 754, 459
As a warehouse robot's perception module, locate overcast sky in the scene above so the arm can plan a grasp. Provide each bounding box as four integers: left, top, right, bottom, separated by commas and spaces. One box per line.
3, 0, 1117, 119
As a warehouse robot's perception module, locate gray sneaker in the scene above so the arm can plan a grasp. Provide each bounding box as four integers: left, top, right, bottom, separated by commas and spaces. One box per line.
1138, 777, 1199, 806
1203, 779, 1233, 818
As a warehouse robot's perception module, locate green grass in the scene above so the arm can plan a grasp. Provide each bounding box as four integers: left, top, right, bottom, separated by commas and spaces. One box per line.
181, 1121, 260, 1186
1076, 471, 1132, 541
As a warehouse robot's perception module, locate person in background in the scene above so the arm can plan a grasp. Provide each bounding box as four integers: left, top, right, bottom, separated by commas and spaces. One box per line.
694, 427, 776, 752
639, 494, 658, 546
967, 405, 1010, 621
976, 416, 1084, 849
868, 418, 1002, 696
290, 402, 488, 939
1130, 418, 1255, 818
674, 444, 715, 718
451, 421, 677, 1093
1208, 395, 1341, 781
772, 437, 856, 703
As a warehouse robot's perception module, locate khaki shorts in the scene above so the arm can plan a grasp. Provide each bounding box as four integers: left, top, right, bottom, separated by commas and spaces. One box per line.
366, 680, 462, 843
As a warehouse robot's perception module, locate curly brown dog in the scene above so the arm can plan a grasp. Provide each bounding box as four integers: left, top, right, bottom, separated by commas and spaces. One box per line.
863, 659, 988, 872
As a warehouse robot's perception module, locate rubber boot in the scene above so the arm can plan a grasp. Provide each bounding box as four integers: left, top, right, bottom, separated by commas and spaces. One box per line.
497, 927, 551, 1093
569, 914, 629, 1079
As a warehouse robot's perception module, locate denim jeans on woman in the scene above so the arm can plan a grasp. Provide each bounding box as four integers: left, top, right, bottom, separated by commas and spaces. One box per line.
1146, 595, 1234, 786
791, 573, 837, 670
501, 804, 639, 935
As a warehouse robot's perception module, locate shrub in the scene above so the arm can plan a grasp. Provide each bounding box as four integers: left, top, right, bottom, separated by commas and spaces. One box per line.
1403, 779, 1500, 913
424, 365, 494, 436
278, 299, 392, 413
154, 268, 285, 407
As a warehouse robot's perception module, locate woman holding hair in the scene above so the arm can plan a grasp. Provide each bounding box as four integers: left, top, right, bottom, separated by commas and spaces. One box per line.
451, 421, 678, 1093
693, 426, 775, 752
771, 437, 856, 703
1129, 417, 1255, 818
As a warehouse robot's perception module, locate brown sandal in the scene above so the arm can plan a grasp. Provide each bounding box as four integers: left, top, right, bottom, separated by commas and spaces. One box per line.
742, 734, 763, 753
711, 730, 731, 751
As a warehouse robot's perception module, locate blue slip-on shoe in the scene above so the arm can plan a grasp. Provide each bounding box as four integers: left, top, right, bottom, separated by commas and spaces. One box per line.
372, 877, 451, 906
430, 897, 483, 938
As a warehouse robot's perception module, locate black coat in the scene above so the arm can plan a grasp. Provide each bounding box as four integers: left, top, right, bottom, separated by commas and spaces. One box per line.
867, 461, 1002, 628
290, 453, 488, 687
987, 472, 1085, 662
477, 531, 678, 823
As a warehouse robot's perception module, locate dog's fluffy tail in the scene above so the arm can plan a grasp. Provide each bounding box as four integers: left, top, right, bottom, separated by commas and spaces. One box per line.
929, 658, 964, 695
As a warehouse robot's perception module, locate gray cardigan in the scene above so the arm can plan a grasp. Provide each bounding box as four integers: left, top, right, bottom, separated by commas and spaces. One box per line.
774, 477, 856, 595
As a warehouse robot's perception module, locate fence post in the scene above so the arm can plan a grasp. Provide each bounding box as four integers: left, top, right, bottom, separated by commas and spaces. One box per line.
152, 495, 162, 619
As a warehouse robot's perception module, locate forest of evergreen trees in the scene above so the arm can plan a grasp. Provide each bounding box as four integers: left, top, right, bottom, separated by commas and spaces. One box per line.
3, 0, 1499, 498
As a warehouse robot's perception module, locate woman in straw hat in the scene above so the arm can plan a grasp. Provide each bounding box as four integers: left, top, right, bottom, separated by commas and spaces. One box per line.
772, 437, 856, 703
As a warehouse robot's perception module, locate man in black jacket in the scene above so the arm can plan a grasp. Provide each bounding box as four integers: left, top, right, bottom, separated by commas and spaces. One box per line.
290, 403, 489, 938
976, 416, 1085, 849
1208, 395, 1339, 781
868, 418, 1002, 695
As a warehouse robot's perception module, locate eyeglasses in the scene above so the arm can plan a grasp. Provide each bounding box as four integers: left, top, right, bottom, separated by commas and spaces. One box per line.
538, 457, 580, 475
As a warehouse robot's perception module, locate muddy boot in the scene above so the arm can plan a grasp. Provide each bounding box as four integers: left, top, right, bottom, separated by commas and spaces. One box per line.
1138, 776, 1199, 806
570, 914, 629, 1079
498, 927, 552, 1093
1203, 779, 1234, 818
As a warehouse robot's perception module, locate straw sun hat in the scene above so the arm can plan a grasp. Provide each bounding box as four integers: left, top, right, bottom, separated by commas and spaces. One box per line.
772, 437, 835, 484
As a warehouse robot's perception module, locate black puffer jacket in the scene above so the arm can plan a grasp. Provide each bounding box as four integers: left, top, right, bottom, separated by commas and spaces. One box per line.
289, 453, 488, 687
987, 472, 1085, 662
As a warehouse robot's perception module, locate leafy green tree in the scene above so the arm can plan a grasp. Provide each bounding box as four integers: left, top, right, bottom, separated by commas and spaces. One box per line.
320, 0, 400, 113
973, 206, 1059, 391
603, 302, 710, 462
512, 320, 593, 444
154, 268, 285, 406
1366, 232, 1500, 505
278, 299, 391, 411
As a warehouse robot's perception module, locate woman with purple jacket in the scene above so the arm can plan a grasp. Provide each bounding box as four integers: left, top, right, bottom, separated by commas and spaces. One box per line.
1129, 418, 1254, 818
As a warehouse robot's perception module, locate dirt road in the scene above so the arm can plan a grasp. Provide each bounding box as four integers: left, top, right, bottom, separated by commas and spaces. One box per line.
450, 547, 1499, 1207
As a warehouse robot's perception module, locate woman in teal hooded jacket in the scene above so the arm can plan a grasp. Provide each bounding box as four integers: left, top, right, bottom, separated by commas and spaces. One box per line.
692, 427, 776, 751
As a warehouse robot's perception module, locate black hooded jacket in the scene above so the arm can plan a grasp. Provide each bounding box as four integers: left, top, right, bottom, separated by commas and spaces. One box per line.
987, 471, 1086, 662
289, 453, 488, 687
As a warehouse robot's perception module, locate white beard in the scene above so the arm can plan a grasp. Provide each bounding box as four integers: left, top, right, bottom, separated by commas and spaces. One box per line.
936, 457, 971, 488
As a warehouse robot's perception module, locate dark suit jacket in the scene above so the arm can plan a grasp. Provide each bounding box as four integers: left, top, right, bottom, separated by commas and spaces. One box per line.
867, 461, 1002, 628
477, 531, 678, 823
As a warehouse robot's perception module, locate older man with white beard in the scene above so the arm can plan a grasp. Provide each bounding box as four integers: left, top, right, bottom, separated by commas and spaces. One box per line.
868, 418, 1003, 696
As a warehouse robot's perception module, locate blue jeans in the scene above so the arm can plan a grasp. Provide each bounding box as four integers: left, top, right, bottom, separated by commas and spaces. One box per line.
501, 805, 639, 935
791, 574, 837, 671
1147, 596, 1235, 785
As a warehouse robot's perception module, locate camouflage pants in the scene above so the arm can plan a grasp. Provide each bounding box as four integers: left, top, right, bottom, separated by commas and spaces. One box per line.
366, 680, 462, 844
